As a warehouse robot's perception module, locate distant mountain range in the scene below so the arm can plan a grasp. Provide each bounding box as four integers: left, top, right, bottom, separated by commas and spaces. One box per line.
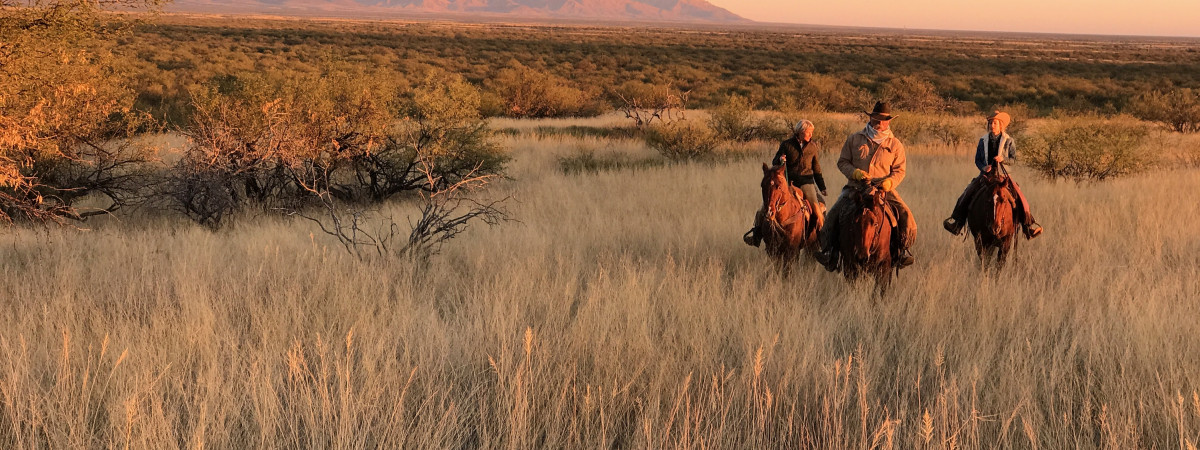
167, 0, 749, 23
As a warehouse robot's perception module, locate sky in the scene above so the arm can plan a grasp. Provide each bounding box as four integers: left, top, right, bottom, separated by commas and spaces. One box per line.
705, 0, 1200, 38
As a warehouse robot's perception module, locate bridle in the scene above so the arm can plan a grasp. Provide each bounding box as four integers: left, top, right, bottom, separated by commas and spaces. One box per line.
853, 183, 888, 261
763, 163, 808, 233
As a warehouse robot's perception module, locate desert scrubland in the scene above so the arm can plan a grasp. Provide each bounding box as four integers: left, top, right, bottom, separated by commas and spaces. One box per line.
6, 4, 1200, 448
3, 114, 1200, 448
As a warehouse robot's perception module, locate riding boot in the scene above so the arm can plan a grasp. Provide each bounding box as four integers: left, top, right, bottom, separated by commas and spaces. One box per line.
1009, 180, 1042, 239
742, 229, 761, 247
744, 208, 765, 247
943, 218, 965, 236
894, 247, 915, 268
816, 212, 839, 272
945, 176, 983, 235
1023, 222, 1043, 239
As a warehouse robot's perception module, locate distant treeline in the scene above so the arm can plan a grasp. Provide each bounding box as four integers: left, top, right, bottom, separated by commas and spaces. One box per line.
120, 17, 1200, 124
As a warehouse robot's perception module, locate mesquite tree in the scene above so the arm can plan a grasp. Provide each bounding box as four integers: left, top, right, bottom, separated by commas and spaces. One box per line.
0, 0, 164, 224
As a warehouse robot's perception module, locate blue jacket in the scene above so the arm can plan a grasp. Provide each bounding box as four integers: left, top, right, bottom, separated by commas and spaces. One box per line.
975, 133, 1016, 172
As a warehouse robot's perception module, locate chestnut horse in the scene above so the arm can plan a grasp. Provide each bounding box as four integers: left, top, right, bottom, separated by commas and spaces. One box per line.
756, 163, 819, 272
966, 164, 1017, 269
836, 180, 895, 294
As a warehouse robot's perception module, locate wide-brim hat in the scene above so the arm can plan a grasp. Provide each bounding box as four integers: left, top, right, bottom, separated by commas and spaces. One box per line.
864, 101, 897, 120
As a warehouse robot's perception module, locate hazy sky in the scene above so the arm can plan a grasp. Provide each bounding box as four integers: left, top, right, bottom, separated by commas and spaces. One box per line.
705, 0, 1200, 37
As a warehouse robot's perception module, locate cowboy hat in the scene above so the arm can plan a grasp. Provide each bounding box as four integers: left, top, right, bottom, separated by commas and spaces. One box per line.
864, 101, 897, 121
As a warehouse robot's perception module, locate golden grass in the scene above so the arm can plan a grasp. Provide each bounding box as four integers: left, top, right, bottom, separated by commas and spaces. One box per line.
2, 121, 1199, 448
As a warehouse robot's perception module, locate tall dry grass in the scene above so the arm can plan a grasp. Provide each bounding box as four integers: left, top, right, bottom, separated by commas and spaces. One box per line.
2, 118, 1199, 449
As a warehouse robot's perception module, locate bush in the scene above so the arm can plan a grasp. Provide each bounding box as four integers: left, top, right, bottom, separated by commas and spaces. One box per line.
169, 71, 506, 227
794, 74, 869, 113
486, 61, 605, 118
1022, 117, 1154, 181
0, 0, 162, 224
708, 94, 789, 142
880, 76, 947, 113
610, 81, 688, 130
1131, 88, 1200, 133
892, 114, 976, 147
645, 121, 721, 162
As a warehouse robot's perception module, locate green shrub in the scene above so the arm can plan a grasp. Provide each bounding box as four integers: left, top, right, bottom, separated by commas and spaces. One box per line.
892, 114, 976, 147
486, 61, 605, 118
880, 75, 947, 113
794, 74, 870, 113
1022, 117, 1155, 181
709, 94, 789, 142
1131, 88, 1200, 133
170, 71, 507, 227
645, 121, 721, 162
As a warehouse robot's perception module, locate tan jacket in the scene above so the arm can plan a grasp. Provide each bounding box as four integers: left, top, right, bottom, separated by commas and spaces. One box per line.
837, 129, 907, 188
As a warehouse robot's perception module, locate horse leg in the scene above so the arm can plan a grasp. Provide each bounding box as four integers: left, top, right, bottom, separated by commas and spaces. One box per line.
997, 237, 1012, 269
875, 264, 892, 297
973, 234, 986, 269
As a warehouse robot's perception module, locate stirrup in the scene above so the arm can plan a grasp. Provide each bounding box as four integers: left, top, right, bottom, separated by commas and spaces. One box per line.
895, 249, 915, 268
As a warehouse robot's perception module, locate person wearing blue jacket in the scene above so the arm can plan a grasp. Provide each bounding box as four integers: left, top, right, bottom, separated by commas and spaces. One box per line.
943, 111, 1043, 238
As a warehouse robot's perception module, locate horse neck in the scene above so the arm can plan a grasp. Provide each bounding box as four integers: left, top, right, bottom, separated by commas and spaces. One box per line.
767, 184, 803, 219
849, 200, 888, 253
992, 184, 1015, 217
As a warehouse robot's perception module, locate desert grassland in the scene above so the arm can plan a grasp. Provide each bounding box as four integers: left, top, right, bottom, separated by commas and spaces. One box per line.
2, 117, 1200, 449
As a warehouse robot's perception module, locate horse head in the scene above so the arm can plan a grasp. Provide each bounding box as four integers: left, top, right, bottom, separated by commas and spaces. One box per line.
850, 182, 888, 263
988, 176, 1016, 237
761, 163, 790, 218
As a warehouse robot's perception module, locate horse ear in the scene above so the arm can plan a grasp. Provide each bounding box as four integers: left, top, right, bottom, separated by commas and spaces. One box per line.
762, 163, 770, 173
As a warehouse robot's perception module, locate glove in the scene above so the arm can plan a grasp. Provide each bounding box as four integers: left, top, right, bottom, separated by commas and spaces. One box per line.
880, 179, 895, 192
851, 169, 868, 181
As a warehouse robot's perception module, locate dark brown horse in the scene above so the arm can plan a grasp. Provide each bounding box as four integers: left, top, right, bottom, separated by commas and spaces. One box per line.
755, 163, 819, 272
966, 164, 1017, 269
837, 180, 895, 294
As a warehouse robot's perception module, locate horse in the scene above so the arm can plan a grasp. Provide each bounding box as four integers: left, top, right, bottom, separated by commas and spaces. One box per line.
755, 163, 820, 273
966, 163, 1017, 269
836, 179, 895, 294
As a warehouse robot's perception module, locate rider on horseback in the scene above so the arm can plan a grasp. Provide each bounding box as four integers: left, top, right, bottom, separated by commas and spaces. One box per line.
814, 101, 917, 271
744, 119, 826, 247
942, 110, 1043, 238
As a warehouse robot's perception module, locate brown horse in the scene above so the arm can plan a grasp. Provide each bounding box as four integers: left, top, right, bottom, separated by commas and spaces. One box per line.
966, 165, 1017, 269
836, 180, 895, 294
755, 163, 819, 272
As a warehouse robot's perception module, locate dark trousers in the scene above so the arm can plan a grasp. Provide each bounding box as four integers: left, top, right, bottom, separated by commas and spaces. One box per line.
820, 187, 915, 254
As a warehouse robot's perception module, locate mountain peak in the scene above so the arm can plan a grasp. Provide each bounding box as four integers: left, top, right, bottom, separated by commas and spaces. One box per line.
168, 0, 749, 23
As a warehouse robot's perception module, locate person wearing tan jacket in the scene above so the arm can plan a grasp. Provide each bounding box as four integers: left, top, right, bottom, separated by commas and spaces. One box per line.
815, 101, 917, 270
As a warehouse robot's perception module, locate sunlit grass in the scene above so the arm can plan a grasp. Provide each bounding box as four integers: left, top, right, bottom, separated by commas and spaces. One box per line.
1, 120, 1199, 448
